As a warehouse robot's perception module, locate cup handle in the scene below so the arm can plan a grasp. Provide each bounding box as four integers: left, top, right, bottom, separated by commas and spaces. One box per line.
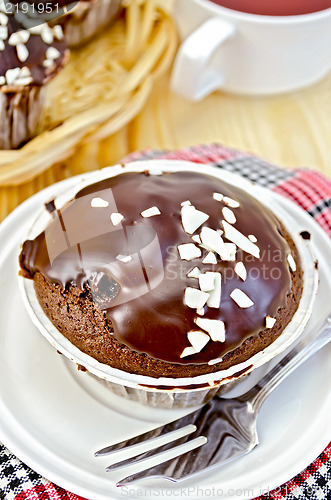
170, 17, 236, 101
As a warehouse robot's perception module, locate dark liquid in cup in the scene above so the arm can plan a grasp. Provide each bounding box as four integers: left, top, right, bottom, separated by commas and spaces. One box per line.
208, 0, 331, 16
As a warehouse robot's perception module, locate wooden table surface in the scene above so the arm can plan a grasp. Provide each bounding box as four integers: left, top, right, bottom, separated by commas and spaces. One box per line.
0, 40, 330, 221
110, 70, 331, 176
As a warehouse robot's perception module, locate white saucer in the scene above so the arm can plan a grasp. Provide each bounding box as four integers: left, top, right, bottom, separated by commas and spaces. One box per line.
0, 172, 330, 500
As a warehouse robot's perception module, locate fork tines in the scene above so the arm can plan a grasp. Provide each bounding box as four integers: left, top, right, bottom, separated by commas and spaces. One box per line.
95, 403, 213, 484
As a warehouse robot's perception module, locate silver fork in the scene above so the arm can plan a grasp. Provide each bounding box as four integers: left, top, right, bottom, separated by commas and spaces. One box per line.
95, 313, 331, 485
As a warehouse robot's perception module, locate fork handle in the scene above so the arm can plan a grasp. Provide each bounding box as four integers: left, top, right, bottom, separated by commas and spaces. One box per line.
240, 313, 331, 411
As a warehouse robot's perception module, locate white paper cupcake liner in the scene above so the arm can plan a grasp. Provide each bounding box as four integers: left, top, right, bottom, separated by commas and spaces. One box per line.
19, 160, 319, 408
60, 0, 122, 48
92, 376, 221, 408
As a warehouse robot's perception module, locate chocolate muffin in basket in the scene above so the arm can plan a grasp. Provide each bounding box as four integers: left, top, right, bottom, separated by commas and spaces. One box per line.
19, 166, 304, 385
0, 7, 68, 149
53, 0, 122, 48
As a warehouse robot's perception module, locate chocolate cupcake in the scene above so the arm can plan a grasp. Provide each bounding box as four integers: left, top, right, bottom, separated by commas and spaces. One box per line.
19, 161, 317, 407
54, 0, 122, 48
0, 8, 68, 149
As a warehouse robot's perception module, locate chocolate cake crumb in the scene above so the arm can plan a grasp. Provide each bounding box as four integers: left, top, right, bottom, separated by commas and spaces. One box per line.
45, 200, 56, 214
300, 231, 311, 240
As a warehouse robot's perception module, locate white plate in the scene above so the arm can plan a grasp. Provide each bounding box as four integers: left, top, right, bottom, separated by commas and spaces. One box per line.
0, 171, 330, 500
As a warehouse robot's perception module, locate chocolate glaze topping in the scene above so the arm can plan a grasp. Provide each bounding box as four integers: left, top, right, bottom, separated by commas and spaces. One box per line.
0, 9, 68, 88
20, 171, 293, 365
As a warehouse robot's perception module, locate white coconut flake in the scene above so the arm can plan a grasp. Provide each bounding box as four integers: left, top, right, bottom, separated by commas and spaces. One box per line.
46, 46, 61, 60
16, 43, 29, 62
0, 12, 8, 25
8, 32, 20, 45
213, 193, 224, 202
206, 272, 222, 309
287, 254, 297, 272
53, 25, 64, 40
248, 234, 258, 243
178, 243, 201, 261
223, 196, 240, 208
222, 207, 237, 224
0, 25, 7, 39
187, 330, 210, 352
5, 67, 20, 85
200, 227, 231, 261
149, 168, 163, 175
191, 235, 201, 244
180, 347, 197, 358
222, 221, 260, 259
224, 243, 237, 261
181, 204, 209, 234
110, 212, 124, 226
196, 308, 205, 316
187, 267, 201, 279
43, 59, 54, 68
20, 66, 31, 78
199, 272, 215, 292
202, 252, 217, 265
28, 25, 43, 35
17, 30, 30, 44
230, 288, 254, 308
181, 200, 191, 206
184, 287, 209, 309
116, 254, 132, 263
14, 76, 33, 86
91, 197, 109, 208
195, 317, 225, 342
41, 27, 53, 44
208, 357, 223, 366
266, 316, 276, 328
234, 262, 247, 281
141, 206, 161, 218
0, 75, 5, 85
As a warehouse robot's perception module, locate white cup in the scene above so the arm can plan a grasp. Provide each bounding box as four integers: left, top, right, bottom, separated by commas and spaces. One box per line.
170, 0, 331, 100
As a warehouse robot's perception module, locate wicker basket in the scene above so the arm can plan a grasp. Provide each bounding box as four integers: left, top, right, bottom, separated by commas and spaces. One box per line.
0, 0, 177, 220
